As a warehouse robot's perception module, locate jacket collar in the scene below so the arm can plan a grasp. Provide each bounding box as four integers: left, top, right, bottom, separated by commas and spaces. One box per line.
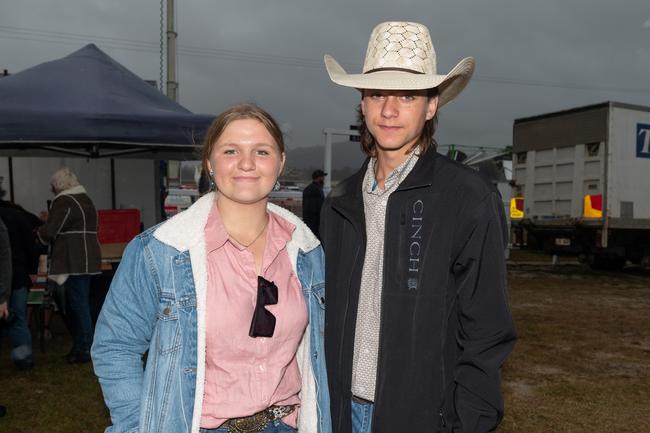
154, 192, 320, 254
330, 149, 439, 224
53, 185, 87, 200
396, 149, 437, 191
329, 159, 368, 230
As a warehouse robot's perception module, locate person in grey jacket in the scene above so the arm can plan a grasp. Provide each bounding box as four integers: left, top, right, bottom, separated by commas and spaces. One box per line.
38, 167, 101, 363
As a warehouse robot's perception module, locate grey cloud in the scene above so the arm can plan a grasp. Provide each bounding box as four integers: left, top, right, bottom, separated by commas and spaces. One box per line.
1, 0, 648, 156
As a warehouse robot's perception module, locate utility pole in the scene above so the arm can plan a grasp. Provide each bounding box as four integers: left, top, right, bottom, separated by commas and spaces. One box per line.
156, 0, 178, 222
166, 0, 178, 101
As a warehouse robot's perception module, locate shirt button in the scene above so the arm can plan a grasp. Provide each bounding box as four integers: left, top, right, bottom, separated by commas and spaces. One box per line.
258, 364, 265, 372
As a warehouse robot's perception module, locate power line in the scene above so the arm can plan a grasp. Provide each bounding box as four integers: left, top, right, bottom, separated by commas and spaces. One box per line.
1, 24, 648, 94
0, 24, 157, 49
472, 75, 649, 94
0, 33, 157, 55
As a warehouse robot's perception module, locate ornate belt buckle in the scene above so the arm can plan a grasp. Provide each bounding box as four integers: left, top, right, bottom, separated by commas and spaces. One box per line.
227, 411, 270, 433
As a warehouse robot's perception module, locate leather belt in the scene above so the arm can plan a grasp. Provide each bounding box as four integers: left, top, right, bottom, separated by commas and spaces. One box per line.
351, 395, 373, 405
225, 405, 296, 433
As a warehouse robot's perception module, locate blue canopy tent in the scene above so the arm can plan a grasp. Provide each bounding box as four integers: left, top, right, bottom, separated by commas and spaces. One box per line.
0, 43, 214, 159
0, 44, 215, 211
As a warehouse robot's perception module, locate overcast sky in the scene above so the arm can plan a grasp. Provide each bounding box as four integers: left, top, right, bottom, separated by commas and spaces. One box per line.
1, 0, 649, 154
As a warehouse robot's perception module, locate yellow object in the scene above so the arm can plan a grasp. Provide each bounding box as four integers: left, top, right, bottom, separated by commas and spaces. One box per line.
583, 194, 603, 218
510, 197, 524, 219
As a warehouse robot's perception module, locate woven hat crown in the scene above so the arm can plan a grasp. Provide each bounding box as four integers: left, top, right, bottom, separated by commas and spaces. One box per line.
363, 22, 437, 75
324, 20, 475, 105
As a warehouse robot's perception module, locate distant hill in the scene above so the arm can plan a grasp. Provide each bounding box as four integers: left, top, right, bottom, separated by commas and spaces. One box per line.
285, 141, 367, 181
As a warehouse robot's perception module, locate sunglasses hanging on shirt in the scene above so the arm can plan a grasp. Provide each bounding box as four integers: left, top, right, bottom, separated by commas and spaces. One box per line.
249, 276, 278, 338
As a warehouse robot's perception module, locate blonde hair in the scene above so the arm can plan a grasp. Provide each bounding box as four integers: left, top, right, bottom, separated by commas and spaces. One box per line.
50, 167, 80, 193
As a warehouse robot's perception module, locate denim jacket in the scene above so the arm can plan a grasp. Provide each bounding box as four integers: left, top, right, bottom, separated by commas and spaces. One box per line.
92, 193, 331, 433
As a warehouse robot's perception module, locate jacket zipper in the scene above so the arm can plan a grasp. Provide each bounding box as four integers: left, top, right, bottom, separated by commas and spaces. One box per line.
371, 194, 394, 427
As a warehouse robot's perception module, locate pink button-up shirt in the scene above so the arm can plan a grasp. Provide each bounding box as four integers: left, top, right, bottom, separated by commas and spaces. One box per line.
200, 204, 307, 429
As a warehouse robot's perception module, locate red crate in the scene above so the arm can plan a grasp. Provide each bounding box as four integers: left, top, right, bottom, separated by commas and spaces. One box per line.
97, 209, 141, 244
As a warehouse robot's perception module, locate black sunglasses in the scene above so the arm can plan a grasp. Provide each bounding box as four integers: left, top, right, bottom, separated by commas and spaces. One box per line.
249, 276, 278, 338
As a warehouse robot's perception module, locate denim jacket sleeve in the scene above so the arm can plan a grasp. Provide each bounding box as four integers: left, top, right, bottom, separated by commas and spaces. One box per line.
92, 236, 160, 433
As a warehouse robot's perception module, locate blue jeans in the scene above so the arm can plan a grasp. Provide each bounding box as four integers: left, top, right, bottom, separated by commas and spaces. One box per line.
199, 418, 296, 433
8, 286, 33, 367
65, 275, 93, 352
351, 398, 374, 433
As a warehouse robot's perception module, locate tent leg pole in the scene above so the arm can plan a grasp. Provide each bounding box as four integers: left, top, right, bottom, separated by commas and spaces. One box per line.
110, 158, 116, 209
154, 160, 163, 223
8, 157, 14, 203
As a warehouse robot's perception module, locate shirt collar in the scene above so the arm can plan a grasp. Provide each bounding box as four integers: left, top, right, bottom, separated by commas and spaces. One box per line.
364, 150, 420, 195
204, 202, 296, 266
204, 203, 230, 253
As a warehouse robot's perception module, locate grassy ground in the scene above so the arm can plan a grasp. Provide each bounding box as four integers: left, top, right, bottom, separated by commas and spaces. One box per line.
0, 329, 109, 433
1, 255, 649, 432
497, 259, 650, 432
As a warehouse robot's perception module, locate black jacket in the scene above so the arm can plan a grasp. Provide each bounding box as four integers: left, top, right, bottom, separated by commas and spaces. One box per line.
321, 150, 516, 433
0, 218, 11, 303
0, 207, 39, 292
303, 181, 325, 238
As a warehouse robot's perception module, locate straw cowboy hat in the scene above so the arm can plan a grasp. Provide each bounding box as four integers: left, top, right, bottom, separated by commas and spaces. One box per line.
324, 21, 475, 106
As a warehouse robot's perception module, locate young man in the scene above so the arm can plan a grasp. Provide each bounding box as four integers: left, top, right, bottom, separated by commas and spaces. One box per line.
320, 22, 516, 433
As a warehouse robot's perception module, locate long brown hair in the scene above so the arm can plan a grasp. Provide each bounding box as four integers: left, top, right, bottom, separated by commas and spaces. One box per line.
357, 88, 439, 157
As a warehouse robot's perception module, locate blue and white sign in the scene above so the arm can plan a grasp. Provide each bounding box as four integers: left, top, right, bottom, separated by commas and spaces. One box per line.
638, 123, 650, 158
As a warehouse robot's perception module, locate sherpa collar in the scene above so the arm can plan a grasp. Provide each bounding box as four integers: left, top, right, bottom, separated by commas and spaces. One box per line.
154, 192, 320, 253
53, 185, 87, 200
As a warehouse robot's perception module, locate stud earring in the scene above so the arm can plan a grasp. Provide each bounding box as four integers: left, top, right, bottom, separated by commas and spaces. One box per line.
208, 170, 215, 191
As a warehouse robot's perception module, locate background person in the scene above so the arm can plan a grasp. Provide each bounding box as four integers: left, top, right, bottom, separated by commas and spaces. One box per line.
92, 103, 330, 433
0, 217, 8, 417
37, 167, 101, 363
0, 205, 39, 370
302, 169, 327, 239
0, 217, 11, 321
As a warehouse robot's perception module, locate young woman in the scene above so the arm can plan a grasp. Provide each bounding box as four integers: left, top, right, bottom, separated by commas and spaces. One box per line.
92, 104, 330, 433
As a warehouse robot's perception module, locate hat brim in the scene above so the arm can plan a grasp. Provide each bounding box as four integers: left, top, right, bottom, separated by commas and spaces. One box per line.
324, 54, 475, 107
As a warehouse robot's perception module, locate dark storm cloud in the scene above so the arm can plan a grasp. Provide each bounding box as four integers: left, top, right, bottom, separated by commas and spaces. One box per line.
1, 0, 648, 156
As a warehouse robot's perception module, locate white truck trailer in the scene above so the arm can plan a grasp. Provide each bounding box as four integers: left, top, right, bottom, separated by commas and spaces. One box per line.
510, 102, 650, 269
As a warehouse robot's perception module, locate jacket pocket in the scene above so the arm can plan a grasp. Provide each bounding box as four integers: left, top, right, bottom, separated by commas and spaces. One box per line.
156, 294, 181, 355
311, 282, 325, 311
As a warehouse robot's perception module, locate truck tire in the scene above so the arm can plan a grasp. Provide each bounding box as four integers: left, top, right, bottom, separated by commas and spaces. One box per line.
589, 255, 626, 271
